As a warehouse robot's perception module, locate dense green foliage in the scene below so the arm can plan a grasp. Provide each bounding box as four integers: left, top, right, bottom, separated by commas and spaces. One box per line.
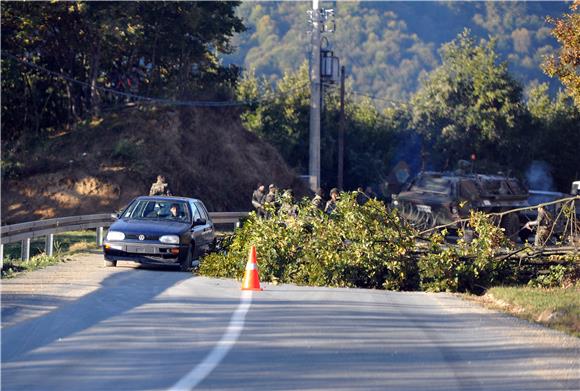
227, 1, 568, 101
411, 31, 526, 170
418, 212, 514, 293
1, 1, 244, 164
236, 63, 407, 190
201, 192, 579, 293
542, 1, 580, 108
237, 30, 579, 193
201, 192, 418, 290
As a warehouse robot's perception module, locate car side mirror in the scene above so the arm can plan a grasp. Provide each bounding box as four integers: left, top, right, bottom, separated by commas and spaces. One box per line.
111, 212, 120, 220
193, 218, 206, 226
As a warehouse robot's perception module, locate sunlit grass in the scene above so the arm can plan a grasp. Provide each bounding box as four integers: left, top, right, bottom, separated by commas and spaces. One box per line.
474, 285, 580, 337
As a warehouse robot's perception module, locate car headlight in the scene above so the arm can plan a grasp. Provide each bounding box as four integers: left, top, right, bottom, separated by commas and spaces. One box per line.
106, 231, 125, 241
159, 235, 179, 244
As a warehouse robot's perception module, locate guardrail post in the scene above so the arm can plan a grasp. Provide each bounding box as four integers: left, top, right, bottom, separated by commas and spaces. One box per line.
235, 220, 241, 230
0, 244, 4, 269
96, 227, 104, 246
21, 238, 31, 261
45, 234, 54, 257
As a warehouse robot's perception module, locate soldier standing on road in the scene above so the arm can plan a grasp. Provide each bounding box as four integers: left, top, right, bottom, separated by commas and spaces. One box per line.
524, 205, 553, 246
252, 183, 266, 218
264, 184, 278, 218
149, 175, 172, 196
311, 188, 325, 211
325, 188, 340, 214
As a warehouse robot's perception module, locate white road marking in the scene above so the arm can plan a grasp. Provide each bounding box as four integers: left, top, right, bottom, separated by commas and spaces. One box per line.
168, 290, 253, 391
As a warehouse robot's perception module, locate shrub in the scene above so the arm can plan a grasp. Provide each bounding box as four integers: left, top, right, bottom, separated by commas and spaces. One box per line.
418, 211, 512, 293
200, 192, 418, 290
528, 262, 579, 288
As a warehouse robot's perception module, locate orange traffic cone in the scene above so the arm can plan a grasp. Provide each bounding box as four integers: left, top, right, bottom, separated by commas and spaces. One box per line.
241, 245, 263, 291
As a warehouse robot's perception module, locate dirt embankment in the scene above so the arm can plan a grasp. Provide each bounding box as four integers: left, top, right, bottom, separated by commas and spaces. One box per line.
2, 106, 308, 224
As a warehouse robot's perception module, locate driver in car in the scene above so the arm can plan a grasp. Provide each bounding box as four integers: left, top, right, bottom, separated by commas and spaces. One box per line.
169, 203, 182, 220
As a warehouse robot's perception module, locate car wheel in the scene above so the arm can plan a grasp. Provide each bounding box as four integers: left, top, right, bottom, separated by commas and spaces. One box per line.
104, 259, 117, 267
180, 245, 193, 272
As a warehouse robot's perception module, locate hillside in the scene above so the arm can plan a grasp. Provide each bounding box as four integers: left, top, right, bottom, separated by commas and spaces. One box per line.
1, 105, 306, 224
224, 1, 568, 101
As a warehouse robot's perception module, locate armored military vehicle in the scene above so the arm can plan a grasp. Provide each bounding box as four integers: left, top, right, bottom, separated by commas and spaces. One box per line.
391, 171, 529, 238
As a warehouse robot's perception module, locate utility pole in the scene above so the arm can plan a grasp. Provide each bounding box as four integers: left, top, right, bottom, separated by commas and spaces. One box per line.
309, 0, 321, 192
337, 65, 345, 189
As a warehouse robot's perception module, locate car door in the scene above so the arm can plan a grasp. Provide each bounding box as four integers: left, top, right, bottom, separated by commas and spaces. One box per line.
195, 201, 215, 251
188, 201, 205, 256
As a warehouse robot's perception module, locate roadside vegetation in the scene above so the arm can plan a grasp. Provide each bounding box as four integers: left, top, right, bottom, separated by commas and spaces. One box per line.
470, 286, 580, 337
1, 230, 98, 278
200, 191, 579, 291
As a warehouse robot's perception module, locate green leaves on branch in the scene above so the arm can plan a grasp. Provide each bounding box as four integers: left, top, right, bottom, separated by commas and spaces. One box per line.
418, 211, 513, 293
411, 30, 525, 168
201, 192, 417, 290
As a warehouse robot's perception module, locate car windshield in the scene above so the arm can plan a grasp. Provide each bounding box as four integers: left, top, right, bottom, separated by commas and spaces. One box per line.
122, 200, 191, 222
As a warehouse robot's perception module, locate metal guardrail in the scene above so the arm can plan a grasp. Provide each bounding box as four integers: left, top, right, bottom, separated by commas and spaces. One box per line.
0, 211, 249, 262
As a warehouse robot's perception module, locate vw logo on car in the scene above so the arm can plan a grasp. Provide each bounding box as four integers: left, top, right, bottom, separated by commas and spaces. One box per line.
138, 234, 145, 241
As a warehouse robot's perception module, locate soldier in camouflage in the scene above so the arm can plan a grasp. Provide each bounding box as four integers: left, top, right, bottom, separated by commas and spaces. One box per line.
524, 205, 553, 246
311, 188, 325, 211
252, 183, 266, 218
325, 188, 340, 214
149, 175, 172, 196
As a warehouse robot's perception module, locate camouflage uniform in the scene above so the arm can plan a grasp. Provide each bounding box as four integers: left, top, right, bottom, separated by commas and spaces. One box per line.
265, 190, 277, 205
325, 188, 339, 214
311, 194, 324, 211
534, 207, 553, 246
252, 189, 266, 217
280, 190, 298, 218
149, 178, 171, 196
324, 199, 337, 214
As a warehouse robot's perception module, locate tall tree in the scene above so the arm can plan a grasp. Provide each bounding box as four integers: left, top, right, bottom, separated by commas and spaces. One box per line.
1, 2, 245, 157
411, 30, 525, 170
542, 0, 580, 108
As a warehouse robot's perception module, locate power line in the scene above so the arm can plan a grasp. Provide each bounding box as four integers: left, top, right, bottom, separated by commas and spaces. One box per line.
2, 52, 308, 108
349, 89, 409, 107
324, 85, 414, 112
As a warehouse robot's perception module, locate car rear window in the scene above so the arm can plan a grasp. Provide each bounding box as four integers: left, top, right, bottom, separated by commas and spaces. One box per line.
123, 200, 191, 222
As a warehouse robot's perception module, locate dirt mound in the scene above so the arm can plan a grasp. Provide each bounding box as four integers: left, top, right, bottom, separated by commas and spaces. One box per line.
2, 106, 308, 224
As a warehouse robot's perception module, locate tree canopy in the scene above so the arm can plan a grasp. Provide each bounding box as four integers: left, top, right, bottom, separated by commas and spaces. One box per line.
1, 2, 245, 149
411, 31, 525, 170
542, 0, 580, 108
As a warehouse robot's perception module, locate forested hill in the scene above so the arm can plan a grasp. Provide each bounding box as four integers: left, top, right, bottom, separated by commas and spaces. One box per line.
225, 1, 568, 100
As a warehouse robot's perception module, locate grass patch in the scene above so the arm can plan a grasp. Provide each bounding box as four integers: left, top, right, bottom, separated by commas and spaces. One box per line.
472, 285, 580, 337
2, 230, 98, 278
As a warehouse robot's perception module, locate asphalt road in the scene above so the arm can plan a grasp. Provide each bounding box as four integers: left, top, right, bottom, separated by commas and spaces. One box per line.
2, 252, 579, 391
